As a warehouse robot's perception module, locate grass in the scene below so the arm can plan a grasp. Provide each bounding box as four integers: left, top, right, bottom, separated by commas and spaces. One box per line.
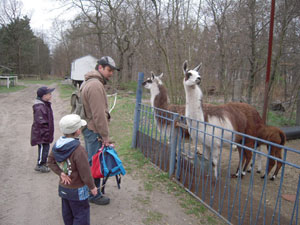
21, 78, 63, 85
0, 85, 26, 93
267, 111, 296, 127
58, 83, 76, 99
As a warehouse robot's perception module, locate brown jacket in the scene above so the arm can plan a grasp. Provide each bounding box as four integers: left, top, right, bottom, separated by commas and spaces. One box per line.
48, 144, 95, 190
81, 70, 110, 141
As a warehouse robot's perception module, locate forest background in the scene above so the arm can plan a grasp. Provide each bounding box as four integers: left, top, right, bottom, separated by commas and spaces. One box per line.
1, 0, 300, 125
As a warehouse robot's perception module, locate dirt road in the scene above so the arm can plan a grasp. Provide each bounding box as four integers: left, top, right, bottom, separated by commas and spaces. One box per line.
0, 84, 207, 225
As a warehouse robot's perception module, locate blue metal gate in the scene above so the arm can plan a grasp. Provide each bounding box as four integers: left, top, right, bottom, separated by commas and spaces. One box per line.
131, 72, 300, 225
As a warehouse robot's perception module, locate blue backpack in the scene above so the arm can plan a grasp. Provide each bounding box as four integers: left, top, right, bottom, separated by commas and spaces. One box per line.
91, 145, 126, 194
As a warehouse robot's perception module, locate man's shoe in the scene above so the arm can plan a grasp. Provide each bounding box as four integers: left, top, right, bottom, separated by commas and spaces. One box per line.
39, 165, 50, 173
34, 165, 41, 171
89, 195, 110, 205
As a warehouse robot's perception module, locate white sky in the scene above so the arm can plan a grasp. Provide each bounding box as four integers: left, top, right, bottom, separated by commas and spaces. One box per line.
21, 0, 78, 31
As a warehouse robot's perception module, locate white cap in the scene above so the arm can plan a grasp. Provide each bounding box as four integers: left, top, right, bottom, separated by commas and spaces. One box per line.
59, 114, 87, 134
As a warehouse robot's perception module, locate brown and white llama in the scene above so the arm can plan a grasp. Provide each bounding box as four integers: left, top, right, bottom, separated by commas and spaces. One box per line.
142, 72, 189, 138
182, 60, 266, 179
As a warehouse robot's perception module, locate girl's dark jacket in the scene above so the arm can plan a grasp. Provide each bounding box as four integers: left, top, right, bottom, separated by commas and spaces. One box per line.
30, 98, 54, 146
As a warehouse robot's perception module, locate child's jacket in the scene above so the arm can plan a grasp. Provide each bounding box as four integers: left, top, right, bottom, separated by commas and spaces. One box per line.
30, 98, 54, 146
48, 137, 95, 200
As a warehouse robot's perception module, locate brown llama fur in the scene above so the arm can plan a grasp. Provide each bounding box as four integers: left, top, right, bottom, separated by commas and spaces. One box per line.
202, 102, 286, 180
256, 125, 286, 180
202, 102, 265, 177
143, 73, 190, 139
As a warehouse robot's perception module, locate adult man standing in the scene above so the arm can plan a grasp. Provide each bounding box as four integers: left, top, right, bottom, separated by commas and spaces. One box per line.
81, 56, 119, 205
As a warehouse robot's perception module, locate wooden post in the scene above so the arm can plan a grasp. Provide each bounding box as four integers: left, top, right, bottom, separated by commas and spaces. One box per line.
296, 90, 300, 126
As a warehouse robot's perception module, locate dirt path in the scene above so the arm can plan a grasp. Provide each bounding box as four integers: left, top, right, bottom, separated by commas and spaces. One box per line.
0, 84, 208, 225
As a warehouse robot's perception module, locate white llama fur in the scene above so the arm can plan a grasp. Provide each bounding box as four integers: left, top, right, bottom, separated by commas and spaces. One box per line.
183, 61, 235, 178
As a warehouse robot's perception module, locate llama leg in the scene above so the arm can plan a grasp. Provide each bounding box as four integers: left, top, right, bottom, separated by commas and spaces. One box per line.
232, 147, 244, 178
261, 146, 276, 179
270, 148, 283, 181
242, 150, 252, 176
247, 146, 262, 173
256, 146, 262, 173
212, 148, 220, 179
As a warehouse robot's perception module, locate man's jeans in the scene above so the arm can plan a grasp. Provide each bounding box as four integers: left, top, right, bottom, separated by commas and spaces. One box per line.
82, 128, 102, 193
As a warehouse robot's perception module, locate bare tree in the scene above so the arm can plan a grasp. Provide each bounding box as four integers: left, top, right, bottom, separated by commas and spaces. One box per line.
0, 0, 22, 25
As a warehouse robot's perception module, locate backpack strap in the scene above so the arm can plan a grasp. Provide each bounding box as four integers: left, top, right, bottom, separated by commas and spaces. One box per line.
100, 171, 111, 194
105, 147, 126, 175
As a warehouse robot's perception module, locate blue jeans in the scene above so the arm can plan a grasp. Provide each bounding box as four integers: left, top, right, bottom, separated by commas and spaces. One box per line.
82, 128, 102, 193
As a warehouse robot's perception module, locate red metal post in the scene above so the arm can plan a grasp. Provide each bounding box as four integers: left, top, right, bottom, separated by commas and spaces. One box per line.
262, 0, 276, 124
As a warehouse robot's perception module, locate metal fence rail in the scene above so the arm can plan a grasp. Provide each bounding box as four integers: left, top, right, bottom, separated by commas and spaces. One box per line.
131, 72, 300, 225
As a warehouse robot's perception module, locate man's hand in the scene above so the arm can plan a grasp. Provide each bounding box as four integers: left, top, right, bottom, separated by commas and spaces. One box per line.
60, 172, 71, 185
90, 187, 98, 196
103, 140, 110, 146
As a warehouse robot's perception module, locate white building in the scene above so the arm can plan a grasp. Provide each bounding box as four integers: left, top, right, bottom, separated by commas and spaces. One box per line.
71, 55, 97, 85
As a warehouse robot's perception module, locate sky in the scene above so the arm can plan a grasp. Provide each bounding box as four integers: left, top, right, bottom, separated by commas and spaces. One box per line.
21, 0, 79, 31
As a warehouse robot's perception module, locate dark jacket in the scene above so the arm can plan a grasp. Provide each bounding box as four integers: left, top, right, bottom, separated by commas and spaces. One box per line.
48, 137, 95, 190
30, 98, 54, 146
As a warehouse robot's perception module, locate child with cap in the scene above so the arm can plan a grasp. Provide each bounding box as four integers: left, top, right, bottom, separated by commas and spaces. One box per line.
48, 114, 97, 225
30, 86, 55, 173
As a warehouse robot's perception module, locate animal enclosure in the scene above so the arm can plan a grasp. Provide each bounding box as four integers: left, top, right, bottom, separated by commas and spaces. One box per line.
132, 72, 300, 225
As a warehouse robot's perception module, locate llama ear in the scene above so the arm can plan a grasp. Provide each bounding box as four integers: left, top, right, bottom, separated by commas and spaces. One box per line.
182, 60, 188, 74
193, 63, 202, 72
150, 71, 155, 80
158, 73, 163, 79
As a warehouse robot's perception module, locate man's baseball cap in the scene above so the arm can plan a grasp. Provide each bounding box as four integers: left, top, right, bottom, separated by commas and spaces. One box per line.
59, 114, 87, 134
98, 56, 120, 71
37, 86, 55, 98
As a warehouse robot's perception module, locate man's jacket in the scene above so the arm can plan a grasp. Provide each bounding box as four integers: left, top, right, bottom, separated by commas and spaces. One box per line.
81, 70, 110, 142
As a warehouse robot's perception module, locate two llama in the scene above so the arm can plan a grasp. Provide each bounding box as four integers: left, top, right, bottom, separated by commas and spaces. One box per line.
142, 63, 286, 180
182, 60, 286, 180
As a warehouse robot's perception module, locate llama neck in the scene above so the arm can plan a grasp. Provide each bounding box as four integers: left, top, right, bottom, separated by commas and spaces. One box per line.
151, 85, 169, 110
184, 84, 204, 121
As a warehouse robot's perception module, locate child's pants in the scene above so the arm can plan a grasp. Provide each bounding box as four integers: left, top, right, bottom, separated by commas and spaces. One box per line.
37, 143, 50, 166
61, 198, 90, 225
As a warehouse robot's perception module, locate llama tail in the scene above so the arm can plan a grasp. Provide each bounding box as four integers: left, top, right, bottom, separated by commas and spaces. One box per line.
279, 129, 286, 146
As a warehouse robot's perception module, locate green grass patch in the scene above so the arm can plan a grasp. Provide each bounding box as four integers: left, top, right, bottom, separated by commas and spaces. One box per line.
0, 85, 26, 93
142, 211, 163, 225
267, 111, 296, 127
118, 80, 138, 93
21, 78, 63, 85
58, 83, 76, 99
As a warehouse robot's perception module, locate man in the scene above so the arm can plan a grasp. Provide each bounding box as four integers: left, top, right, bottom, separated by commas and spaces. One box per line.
81, 56, 119, 205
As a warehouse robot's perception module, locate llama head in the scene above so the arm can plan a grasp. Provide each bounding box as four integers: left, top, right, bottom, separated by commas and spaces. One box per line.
182, 60, 202, 87
142, 72, 163, 90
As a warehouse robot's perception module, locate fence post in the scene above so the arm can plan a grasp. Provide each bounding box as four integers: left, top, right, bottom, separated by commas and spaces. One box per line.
169, 113, 179, 178
296, 90, 300, 126
131, 72, 144, 148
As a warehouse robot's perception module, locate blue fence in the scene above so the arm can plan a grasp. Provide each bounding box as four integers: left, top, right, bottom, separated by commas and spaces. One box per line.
131, 72, 300, 225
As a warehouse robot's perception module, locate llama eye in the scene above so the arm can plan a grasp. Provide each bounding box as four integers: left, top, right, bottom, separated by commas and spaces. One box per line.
185, 73, 192, 80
